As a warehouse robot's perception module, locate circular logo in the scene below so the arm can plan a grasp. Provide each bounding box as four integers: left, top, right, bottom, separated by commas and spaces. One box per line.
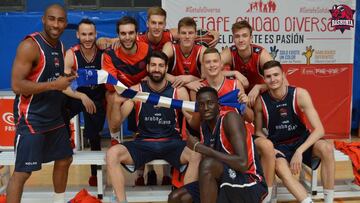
2, 112, 15, 125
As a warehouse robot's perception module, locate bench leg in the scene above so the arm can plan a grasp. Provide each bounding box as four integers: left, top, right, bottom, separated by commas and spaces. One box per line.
97, 165, 103, 199
311, 168, 318, 196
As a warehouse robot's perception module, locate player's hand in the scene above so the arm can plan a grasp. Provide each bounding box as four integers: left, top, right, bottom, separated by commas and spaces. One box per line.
207, 30, 220, 48
237, 91, 249, 104
172, 75, 187, 88
187, 134, 200, 151
290, 150, 303, 175
111, 39, 121, 50
80, 94, 96, 114
248, 85, 261, 107
185, 80, 205, 92
96, 37, 111, 50
52, 75, 76, 91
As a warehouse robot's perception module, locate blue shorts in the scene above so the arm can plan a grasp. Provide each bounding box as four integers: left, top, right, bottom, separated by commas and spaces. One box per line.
121, 138, 187, 172
217, 164, 268, 203
14, 126, 73, 172
274, 136, 321, 170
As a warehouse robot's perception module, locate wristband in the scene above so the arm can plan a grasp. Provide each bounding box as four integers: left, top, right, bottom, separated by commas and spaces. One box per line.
193, 141, 200, 152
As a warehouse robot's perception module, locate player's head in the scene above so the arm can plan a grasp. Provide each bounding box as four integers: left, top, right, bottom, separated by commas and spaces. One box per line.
42, 4, 67, 40
261, 60, 285, 90
76, 18, 96, 49
147, 7, 167, 39
116, 16, 138, 50
178, 17, 197, 48
147, 51, 169, 83
196, 86, 220, 121
231, 20, 252, 51
202, 48, 223, 78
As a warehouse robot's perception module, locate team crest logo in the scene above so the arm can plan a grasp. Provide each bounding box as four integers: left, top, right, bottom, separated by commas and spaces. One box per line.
54, 57, 60, 68
279, 108, 288, 117
228, 168, 237, 179
329, 4, 355, 33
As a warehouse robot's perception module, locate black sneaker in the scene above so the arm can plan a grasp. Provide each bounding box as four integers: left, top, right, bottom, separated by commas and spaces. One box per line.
146, 170, 157, 185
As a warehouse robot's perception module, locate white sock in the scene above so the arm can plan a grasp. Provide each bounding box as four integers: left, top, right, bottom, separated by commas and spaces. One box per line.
301, 197, 313, 203
323, 189, 334, 203
110, 131, 120, 140
53, 192, 65, 203
262, 187, 272, 203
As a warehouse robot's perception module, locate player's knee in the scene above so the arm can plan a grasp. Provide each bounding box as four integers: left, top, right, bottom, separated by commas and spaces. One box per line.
319, 142, 334, 160
56, 156, 73, 168
199, 157, 217, 177
106, 145, 124, 165
12, 171, 32, 183
256, 138, 274, 155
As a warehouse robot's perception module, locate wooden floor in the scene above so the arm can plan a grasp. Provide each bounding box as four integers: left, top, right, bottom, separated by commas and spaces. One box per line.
1, 135, 360, 202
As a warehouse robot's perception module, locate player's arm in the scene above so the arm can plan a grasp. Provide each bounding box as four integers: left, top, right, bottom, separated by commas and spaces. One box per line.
177, 87, 201, 130
170, 28, 220, 48
11, 39, 75, 95
62, 49, 97, 114
96, 37, 119, 50
254, 97, 267, 138
294, 88, 324, 154
248, 49, 274, 106
191, 112, 249, 172
109, 85, 137, 128
236, 80, 254, 122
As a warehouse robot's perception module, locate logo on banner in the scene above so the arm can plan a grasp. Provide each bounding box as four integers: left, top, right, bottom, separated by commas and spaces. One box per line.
302, 46, 314, 65
329, 4, 355, 33
2, 112, 15, 132
270, 46, 279, 59
246, 0, 277, 13
301, 67, 348, 77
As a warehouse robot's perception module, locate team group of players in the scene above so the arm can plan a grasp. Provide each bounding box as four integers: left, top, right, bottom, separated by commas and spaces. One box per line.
7, 3, 336, 203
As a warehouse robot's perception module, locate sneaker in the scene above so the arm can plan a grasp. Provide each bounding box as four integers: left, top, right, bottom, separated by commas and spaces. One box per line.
147, 170, 157, 185
161, 175, 172, 185
110, 138, 120, 146
88, 175, 97, 187
134, 176, 145, 186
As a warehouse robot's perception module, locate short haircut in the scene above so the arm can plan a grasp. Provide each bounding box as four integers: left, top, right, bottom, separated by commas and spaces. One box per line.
147, 51, 169, 66
178, 17, 196, 32
44, 4, 67, 19
260, 60, 282, 76
203, 47, 221, 58
77, 18, 95, 31
116, 16, 138, 34
147, 6, 167, 19
231, 20, 252, 35
196, 86, 219, 101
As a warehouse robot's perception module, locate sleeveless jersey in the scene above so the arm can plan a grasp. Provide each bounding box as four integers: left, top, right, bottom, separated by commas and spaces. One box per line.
260, 86, 309, 144
135, 81, 180, 139
102, 41, 151, 87
230, 44, 264, 92
137, 29, 173, 51
200, 111, 263, 182
70, 45, 105, 101
13, 32, 66, 134
202, 77, 237, 112
169, 42, 202, 77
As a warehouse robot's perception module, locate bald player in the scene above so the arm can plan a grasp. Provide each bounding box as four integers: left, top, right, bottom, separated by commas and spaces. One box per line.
9, 4, 74, 203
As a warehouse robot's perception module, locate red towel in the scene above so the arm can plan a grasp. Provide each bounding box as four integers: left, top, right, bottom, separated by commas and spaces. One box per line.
68, 188, 102, 203
0, 194, 6, 203
334, 141, 360, 186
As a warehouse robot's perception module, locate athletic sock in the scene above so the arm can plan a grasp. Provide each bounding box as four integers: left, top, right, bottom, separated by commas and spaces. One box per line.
301, 197, 313, 203
110, 131, 120, 140
53, 192, 65, 203
262, 187, 272, 203
323, 189, 334, 203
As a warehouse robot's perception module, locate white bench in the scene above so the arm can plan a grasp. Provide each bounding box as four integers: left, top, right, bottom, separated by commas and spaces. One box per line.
271, 149, 360, 202
0, 150, 171, 202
